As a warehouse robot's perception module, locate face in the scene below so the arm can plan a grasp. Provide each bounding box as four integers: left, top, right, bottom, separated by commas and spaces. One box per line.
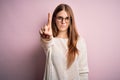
55, 10, 70, 32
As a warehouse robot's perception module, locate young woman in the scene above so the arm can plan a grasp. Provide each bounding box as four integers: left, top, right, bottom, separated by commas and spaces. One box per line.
39, 4, 89, 80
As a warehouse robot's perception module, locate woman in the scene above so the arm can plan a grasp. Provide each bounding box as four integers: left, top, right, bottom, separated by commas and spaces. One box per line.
39, 4, 89, 80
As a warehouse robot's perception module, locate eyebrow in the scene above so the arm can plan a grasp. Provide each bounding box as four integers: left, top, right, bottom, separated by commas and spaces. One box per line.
57, 16, 69, 18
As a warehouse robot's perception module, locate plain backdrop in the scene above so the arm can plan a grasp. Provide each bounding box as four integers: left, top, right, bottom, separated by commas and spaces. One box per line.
0, 0, 120, 80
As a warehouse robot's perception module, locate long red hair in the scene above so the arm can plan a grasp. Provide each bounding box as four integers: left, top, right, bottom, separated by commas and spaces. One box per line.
52, 4, 79, 68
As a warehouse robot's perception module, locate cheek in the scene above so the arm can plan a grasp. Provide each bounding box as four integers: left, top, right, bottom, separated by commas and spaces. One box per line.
55, 21, 61, 27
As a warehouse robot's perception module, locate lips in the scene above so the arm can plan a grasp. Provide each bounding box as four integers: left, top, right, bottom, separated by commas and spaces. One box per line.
60, 24, 67, 27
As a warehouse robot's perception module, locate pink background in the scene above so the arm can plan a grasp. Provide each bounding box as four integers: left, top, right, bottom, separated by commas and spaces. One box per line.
0, 0, 120, 80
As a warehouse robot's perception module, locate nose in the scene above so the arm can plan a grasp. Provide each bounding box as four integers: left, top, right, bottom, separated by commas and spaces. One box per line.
62, 19, 66, 24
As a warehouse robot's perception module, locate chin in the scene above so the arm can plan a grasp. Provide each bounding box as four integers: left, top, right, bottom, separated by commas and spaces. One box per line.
59, 29, 67, 32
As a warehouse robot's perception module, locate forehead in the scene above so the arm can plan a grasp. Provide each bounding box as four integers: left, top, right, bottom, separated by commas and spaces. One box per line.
56, 10, 70, 17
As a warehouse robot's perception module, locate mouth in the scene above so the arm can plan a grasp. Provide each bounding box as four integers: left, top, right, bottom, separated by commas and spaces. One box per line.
61, 24, 67, 27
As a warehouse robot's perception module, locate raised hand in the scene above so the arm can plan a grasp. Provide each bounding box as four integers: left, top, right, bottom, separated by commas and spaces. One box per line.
39, 13, 53, 40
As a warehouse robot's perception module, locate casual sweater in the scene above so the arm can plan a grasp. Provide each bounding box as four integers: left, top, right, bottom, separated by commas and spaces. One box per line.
41, 36, 89, 80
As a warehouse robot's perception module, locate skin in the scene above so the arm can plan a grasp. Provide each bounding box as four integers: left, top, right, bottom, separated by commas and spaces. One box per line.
55, 10, 70, 38
39, 13, 52, 40
40, 10, 70, 40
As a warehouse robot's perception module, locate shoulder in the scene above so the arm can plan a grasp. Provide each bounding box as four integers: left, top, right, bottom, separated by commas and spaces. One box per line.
77, 36, 87, 45
77, 36, 87, 50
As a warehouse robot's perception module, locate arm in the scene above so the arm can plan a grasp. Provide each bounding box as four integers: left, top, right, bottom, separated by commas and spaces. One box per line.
78, 37, 89, 80
40, 37, 54, 55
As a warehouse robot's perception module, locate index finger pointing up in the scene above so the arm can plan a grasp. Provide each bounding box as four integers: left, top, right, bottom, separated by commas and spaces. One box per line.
47, 13, 52, 26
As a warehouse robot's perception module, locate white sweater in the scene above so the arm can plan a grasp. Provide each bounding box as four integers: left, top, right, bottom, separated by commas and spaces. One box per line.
41, 37, 89, 80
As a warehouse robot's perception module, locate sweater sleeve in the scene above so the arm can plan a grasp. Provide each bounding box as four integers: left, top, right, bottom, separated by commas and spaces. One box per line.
77, 37, 89, 80
40, 37, 54, 56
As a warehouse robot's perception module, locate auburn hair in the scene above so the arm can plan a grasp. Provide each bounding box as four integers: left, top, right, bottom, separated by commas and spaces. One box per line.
52, 4, 79, 68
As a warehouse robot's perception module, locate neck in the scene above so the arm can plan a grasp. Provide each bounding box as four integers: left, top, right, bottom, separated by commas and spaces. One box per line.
57, 31, 68, 38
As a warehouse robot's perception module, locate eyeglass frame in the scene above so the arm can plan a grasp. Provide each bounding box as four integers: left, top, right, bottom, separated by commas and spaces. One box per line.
55, 16, 71, 22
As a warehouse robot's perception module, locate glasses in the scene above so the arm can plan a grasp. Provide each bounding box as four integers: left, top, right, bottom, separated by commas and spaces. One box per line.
56, 16, 70, 22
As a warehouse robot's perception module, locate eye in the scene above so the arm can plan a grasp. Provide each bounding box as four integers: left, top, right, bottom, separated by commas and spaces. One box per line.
57, 16, 63, 20
65, 17, 70, 20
